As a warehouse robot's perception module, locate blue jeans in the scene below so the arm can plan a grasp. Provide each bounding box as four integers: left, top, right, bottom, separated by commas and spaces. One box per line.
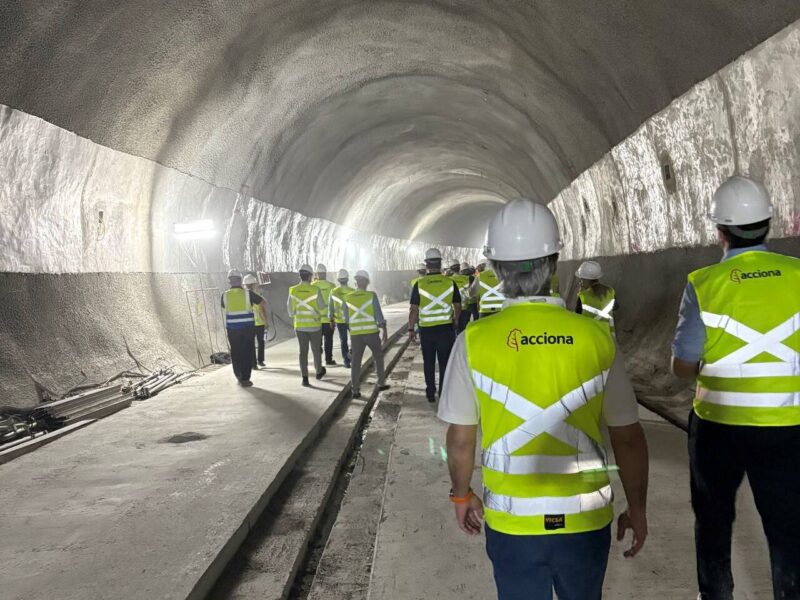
335, 323, 351, 366
485, 524, 611, 600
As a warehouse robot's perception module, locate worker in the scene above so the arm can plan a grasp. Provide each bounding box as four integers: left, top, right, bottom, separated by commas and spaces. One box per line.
221, 269, 268, 387
243, 273, 268, 369
345, 270, 391, 399
409, 248, 461, 402
470, 260, 505, 318
550, 272, 561, 297
312, 263, 337, 366
451, 262, 472, 333
576, 261, 617, 334
329, 268, 354, 368
670, 175, 800, 599
439, 199, 649, 600
287, 264, 327, 387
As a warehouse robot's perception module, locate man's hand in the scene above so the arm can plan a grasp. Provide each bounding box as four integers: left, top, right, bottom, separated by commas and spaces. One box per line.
381, 329, 388, 344
408, 329, 417, 343
455, 494, 484, 535
616, 508, 647, 557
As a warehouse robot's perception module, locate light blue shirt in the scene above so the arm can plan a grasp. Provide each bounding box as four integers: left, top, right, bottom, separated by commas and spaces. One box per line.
671, 244, 768, 362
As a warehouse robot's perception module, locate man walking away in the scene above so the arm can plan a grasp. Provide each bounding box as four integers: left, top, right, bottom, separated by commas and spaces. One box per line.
243, 274, 268, 368
287, 264, 327, 387
576, 261, 617, 335
452, 262, 474, 333
329, 268, 354, 368
671, 175, 800, 600
471, 260, 505, 318
313, 263, 337, 366
346, 270, 391, 399
222, 270, 267, 387
439, 199, 649, 600
409, 248, 461, 402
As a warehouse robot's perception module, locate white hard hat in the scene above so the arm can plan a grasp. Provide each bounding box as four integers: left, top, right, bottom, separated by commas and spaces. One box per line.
355, 269, 370, 280
227, 269, 242, 279
424, 248, 442, 261
337, 268, 349, 280
299, 264, 314, 274
242, 274, 257, 285
484, 198, 563, 261
316, 263, 327, 272
709, 175, 773, 225
417, 262, 427, 270
576, 261, 603, 280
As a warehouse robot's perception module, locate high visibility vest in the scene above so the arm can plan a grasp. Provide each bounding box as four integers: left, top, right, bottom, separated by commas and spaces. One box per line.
330, 285, 354, 324
288, 282, 322, 329
345, 289, 379, 336
451, 274, 473, 306
253, 302, 266, 327
550, 274, 561, 298
478, 269, 505, 314
465, 301, 615, 536
579, 286, 616, 333
223, 288, 255, 330
313, 279, 335, 306
417, 274, 455, 327
689, 250, 800, 427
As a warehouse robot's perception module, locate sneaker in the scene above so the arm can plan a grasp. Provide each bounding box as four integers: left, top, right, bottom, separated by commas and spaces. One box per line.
240, 380, 254, 387
316, 367, 327, 380
258, 361, 266, 367
344, 362, 352, 369
326, 360, 337, 366
302, 377, 310, 387
377, 384, 390, 392
352, 391, 362, 399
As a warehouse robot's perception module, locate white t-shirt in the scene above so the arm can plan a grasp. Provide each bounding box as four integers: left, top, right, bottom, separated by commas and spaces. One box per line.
437, 298, 640, 428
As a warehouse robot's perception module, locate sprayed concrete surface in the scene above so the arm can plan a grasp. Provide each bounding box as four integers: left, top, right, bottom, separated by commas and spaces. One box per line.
0, 305, 406, 600
368, 375, 771, 599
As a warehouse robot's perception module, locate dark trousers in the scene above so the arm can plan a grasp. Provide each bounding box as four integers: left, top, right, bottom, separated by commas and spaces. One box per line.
336, 323, 351, 366
419, 327, 455, 397
227, 326, 255, 382
457, 309, 471, 333
470, 303, 479, 321
319, 322, 335, 363
485, 524, 611, 600
689, 411, 800, 600
252, 325, 266, 366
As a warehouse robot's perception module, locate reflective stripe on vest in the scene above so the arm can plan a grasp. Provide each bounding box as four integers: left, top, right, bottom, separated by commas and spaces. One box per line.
418, 287, 454, 325
223, 288, 254, 329
346, 291, 379, 335
484, 486, 614, 518
579, 288, 615, 331
478, 271, 505, 313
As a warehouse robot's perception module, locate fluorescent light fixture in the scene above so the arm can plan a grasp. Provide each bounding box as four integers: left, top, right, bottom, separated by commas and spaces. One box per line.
174, 219, 216, 240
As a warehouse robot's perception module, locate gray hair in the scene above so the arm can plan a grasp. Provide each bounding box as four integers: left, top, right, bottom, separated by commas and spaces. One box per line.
492, 255, 558, 299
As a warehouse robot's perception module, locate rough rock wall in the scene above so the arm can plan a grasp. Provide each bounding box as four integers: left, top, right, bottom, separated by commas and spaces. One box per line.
550, 21, 800, 260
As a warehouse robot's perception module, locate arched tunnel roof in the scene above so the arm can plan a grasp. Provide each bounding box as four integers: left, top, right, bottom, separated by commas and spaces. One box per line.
2, 1, 799, 246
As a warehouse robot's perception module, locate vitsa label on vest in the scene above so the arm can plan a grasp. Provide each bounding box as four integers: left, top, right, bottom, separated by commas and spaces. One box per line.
506, 328, 574, 351
729, 268, 782, 283
544, 514, 565, 530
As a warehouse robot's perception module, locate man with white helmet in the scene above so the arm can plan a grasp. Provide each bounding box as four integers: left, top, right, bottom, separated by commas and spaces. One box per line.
243, 274, 269, 369
345, 270, 390, 399
575, 261, 617, 335
439, 198, 649, 599
470, 258, 506, 318
312, 263, 337, 366
221, 269, 268, 387
287, 264, 327, 387
409, 247, 462, 402
329, 268, 354, 368
670, 175, 800, 599
451, 261, 473, 333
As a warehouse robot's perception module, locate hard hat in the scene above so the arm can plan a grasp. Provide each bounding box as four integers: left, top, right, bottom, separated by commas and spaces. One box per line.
299, 264, 314, 274
484, 198, 563, 261
242, 274, 257, 285
227, 269, 242, 279
460, 262, 470, 271
449, 261, 460, 270
417, 262, 427, 270
576, 261, 603, 280
424, 248, 442, 261
337, 268, 349, 280
316, 263, 327, 273
709, 175, 773, 225
355, 269, 370, 280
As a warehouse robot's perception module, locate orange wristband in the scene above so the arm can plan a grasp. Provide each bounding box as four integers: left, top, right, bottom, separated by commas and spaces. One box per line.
449, 488, 474, 504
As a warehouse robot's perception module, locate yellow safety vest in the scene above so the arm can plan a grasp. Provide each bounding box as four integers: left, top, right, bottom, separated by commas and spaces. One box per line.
313, 279, 335, 307
465, 300, 615, 536
288, 282, 322, 329
578, 286, 616, 333
689, 250, 800, 427
330, 284, 354, 324
345, 290, 379, 336
223, 288, 255, 330
253, 302, 266, 327
478, 269, 505, 314
417, 274, 455, 327
550, 274, 561, 298
451, 273, 473, 306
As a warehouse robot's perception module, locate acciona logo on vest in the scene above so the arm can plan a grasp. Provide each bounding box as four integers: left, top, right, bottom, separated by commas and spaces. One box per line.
506, 328, 574, 351
729, 268, 782, 284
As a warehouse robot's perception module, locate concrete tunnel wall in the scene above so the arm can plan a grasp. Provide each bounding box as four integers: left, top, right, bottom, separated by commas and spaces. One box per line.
1, 3, 800, 407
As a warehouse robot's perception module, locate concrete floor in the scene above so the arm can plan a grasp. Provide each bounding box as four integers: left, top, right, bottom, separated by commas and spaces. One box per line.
369, 354, 772, 599
0, 305, 407, 600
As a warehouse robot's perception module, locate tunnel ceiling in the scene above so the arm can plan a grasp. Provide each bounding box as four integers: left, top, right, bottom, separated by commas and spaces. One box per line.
2, 1, 799, 247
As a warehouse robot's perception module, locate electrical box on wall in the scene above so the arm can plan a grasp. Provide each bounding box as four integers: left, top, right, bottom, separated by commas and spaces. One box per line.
258, 271, 271, 285
660, 151, 677, 194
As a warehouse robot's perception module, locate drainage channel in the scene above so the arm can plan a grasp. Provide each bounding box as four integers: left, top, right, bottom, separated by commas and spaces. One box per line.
210, 333, 413, 600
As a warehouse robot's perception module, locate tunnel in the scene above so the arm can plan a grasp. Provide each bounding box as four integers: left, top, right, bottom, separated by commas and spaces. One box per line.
1, 2, 800, 599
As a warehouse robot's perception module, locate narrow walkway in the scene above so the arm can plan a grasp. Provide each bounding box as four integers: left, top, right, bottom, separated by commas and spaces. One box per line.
0, 304, 407, 600
368, 352, 772, 599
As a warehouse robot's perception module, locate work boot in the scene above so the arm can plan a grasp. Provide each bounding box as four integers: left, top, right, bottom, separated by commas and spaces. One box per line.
302, 377, 310, 387
326, 359, 337, 366
344, 361, 352, 369
258, 361, 266, 367
240, 380, 253, 387
316, 367, 327, 380
377, 384, 390, 392
426, 393, 436, 403
352, 390, 362, 399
